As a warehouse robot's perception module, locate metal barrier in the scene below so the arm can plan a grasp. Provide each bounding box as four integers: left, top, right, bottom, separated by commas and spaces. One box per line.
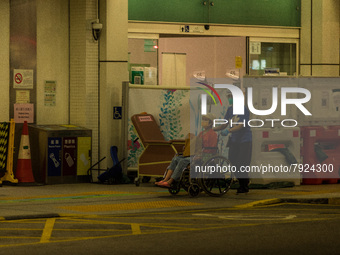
0, 119, 18, 185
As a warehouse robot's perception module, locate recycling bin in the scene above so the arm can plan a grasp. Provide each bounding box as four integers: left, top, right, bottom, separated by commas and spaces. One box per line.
29, 125, 91, 184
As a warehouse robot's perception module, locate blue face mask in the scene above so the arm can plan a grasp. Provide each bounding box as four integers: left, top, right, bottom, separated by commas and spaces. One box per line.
228, 98, 233, 105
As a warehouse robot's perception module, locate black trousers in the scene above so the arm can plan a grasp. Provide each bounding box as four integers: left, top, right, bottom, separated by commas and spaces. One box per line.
228, 141, 252, 188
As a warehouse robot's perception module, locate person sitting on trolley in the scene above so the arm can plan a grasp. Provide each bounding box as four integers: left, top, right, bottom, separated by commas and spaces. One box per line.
156, 113, 218, 188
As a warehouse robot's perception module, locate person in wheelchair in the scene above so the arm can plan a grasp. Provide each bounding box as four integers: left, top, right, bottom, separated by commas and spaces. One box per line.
156, 113, 217, 188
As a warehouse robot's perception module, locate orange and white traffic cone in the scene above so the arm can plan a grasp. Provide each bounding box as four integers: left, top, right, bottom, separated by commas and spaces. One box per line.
15, 121, 35, 183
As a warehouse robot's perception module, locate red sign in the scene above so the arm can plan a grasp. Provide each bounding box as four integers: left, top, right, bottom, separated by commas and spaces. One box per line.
138, 116, 152, 122
15, 73, 23, 84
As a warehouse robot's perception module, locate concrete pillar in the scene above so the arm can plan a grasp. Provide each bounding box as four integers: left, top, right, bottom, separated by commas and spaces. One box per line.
0, 1, 10, 120
300, 0, 339, 76
70, 0, 100, 164
99, 0, 128, 165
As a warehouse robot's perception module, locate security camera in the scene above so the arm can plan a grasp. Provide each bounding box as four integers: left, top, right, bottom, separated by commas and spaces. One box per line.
92, 22, 102, 30
91, 20, 102, 41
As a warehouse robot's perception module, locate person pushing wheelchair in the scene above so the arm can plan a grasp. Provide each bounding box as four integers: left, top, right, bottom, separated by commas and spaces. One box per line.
214, 91, 252, 194
156, 113, 218, 188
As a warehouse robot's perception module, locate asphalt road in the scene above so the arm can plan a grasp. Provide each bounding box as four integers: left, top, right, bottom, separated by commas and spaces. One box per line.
0, 203, 339, 255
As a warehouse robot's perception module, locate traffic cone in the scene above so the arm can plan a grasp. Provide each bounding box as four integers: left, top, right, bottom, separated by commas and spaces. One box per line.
15, 121, 35, 183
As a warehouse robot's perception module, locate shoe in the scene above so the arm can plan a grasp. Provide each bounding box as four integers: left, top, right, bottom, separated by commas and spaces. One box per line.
158, 181, 171, 188
236, 187, 249, 194
155, 180, 165, 185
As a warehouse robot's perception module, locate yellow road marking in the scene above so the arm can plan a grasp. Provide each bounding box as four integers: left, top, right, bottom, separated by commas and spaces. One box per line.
1, 228, 130, 232
55, 229, 130, 232
61, 217, 136, 225
59, 200, 202, 212
131, 223, 141, 235
40, 218, 55, 243
233, 198, 282, 209
58, 220, 222, 225
0, 216, 336, 249
0, 191, 128, 201
0, 236, 40, 239
1, 205, 338, 248
0, 228, 44, 231
59, 202, 340, 219
58, 217, 224, 230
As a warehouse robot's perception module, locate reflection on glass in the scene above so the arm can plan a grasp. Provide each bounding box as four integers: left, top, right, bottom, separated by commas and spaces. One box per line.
252, 60, 260, 70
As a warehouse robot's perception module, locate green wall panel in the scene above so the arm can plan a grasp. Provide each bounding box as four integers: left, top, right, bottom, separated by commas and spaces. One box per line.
210, 0, 300, 27
128, 0, 207, 24
128, 0, 301, 27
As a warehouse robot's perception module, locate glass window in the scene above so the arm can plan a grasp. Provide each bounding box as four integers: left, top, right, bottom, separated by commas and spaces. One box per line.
128, 38, 158, 85
249, 42, 297, 76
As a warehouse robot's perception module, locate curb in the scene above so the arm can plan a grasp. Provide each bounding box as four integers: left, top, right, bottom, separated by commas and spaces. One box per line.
282, 198, 328, 204
282, 197, 340, 205
0, 213, 60, 221
328, 198, 340, 205
234, 197, 340, 209
0, 213, 107, 222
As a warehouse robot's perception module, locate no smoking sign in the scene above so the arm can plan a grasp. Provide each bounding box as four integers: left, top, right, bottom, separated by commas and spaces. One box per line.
13, 69, 34, 89
15, 73, 23, 84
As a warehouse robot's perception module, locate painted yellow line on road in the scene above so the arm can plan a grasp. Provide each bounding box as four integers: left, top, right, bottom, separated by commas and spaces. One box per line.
59, 200, 202, 212
234, 198, 282, 209
131, 223, 142, 235
0, 228, 44, 231
40, 218, 56, 243
0, 236, 40, 239
0, 191, 127, 201
54, 217, 206, 231
0, 213, 338, 249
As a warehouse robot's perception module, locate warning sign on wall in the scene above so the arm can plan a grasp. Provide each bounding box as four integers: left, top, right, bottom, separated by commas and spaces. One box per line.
235, 56, 243, 69
14, 103, 34, 123
13, 69, 34, 89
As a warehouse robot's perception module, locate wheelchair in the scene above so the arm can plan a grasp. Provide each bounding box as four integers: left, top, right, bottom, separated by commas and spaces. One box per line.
167, 154, 236, 197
